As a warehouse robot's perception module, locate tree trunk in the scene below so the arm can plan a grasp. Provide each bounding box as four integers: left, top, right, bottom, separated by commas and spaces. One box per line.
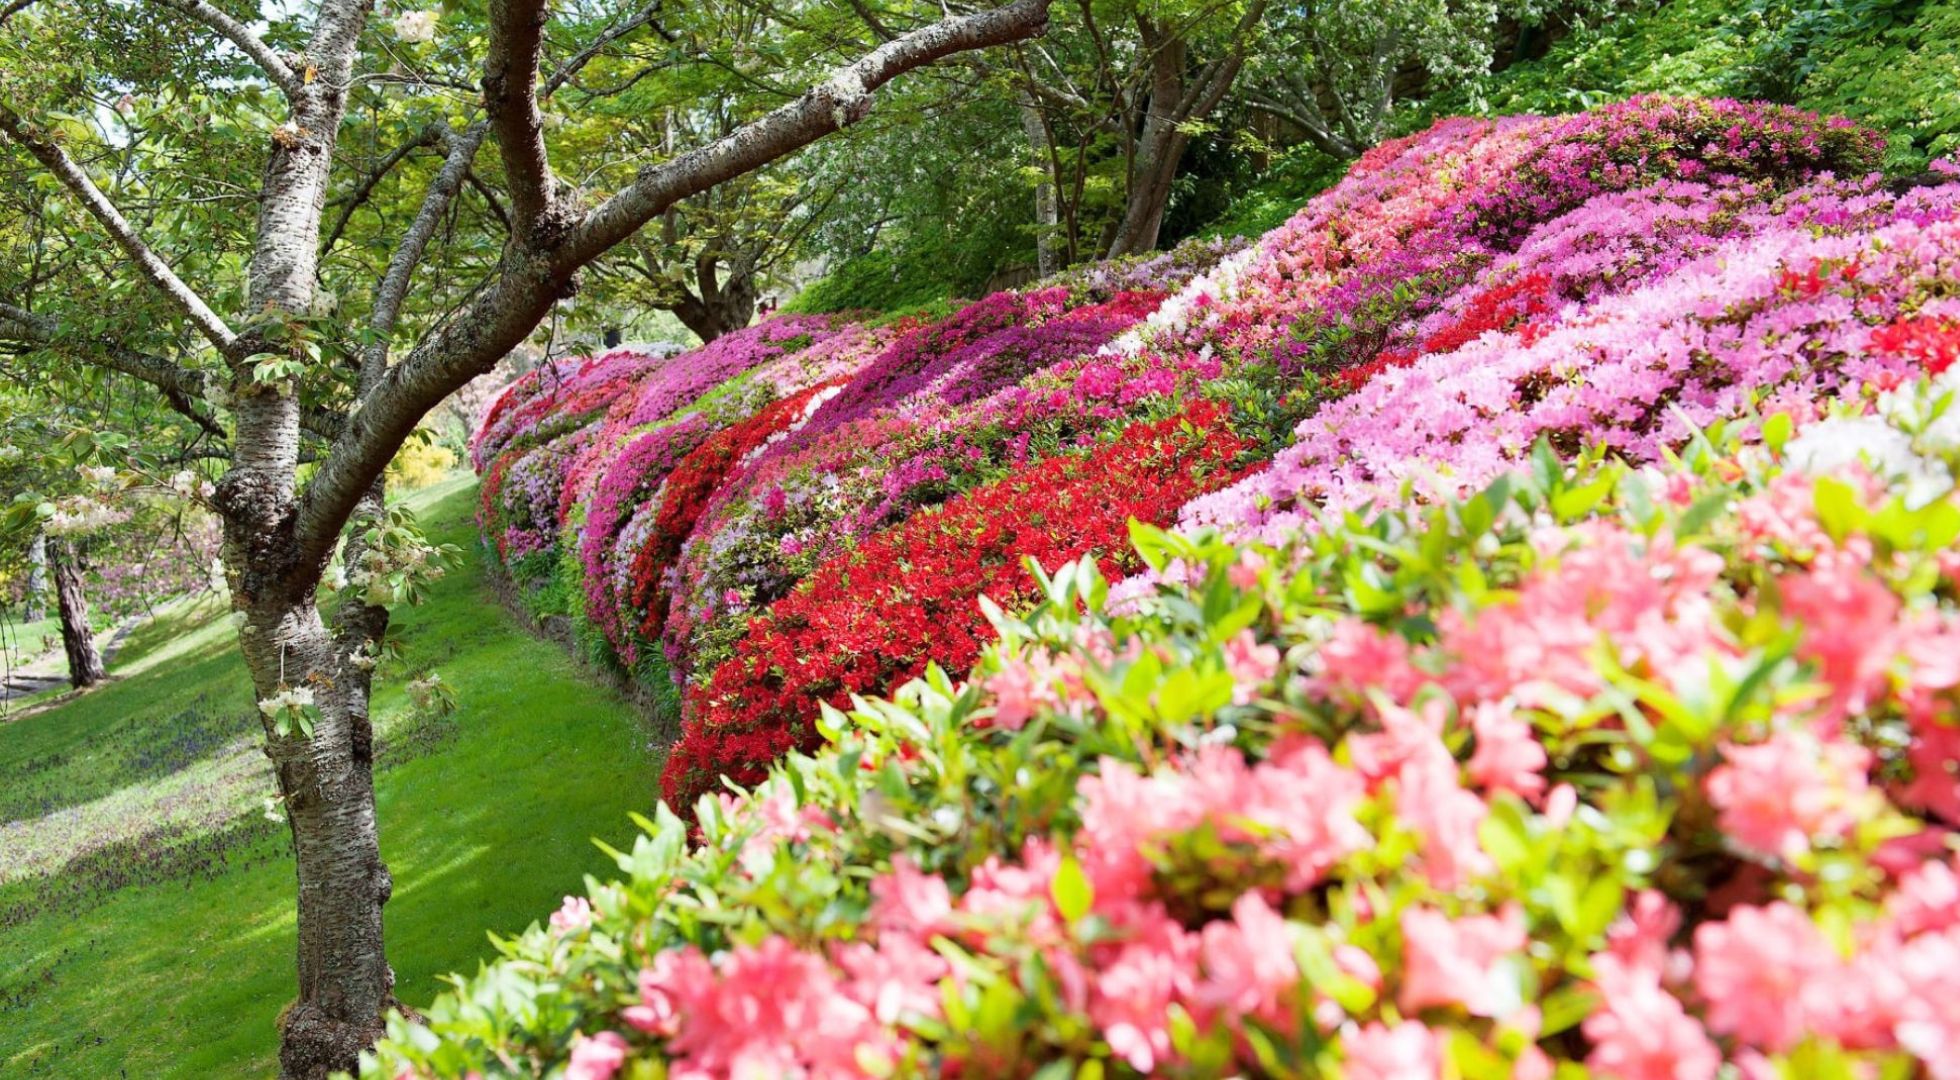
50, 540, 103, 687
234, 592, 392, 1080
668, 253, 759, 343
220, 475, 395, 1080
1107, 118, 1184, 257
24, 531, 48, 621
1020, 99, 1063, 276
1106, 27, 1187, 258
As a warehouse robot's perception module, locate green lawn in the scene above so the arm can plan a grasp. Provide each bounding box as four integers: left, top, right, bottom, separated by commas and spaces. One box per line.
0, 475, 663, 1077
0, 614, 59, 670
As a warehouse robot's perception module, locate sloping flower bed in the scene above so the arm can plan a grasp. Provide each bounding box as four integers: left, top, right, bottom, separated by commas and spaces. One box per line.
664, 400, 1252, 811
451, 113, 1960, 1070
381, 341, 1960, 1077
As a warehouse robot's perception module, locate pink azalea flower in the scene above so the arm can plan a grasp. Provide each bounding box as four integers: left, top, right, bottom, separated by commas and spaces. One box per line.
565, 1031, 630, 1080
1781, 552, 1902, 723
869, 856, 955, 937
1399, 903, 1528, 1017
1465, 700, 1548, 801
1223, 629, 1281, 704
1341, 1020, 1443, 1080
1090, 913, 1196, 1073
1195, 892, 1300, 1030
1583, 955, 1720, 1080
550, 895, 593, 935
984, 655, 1043, 730
1693, 901, 1842, 1051
1604, 890, 1685, 982
1706, 730, 1875, 860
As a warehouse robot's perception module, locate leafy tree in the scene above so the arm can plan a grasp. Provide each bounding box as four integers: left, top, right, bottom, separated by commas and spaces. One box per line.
0, 0, 1055, 1074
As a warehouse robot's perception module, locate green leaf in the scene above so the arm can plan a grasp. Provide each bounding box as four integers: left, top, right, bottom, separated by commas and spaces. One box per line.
1051, 853, 1093, 923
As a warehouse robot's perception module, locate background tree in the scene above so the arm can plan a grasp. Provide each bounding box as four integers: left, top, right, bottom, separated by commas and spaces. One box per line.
0, 0, 1054, 1074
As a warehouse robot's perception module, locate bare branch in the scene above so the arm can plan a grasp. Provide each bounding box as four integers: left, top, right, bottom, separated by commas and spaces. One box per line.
543, 1, 670, 98
360, 123, 488, 392
570, 0, 1053, 263
483, 0, 559, 239
466, 169, 511, 231
0, 104, 241, 356
150, 0, 304, 99
321, 125, 447, 257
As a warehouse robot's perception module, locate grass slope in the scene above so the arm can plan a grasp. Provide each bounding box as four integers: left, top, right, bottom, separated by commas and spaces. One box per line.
0, 475, 661, 1077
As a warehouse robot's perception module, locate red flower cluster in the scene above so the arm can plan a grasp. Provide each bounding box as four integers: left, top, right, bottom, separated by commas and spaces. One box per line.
1870, 314, 1960, 375
1334, 273, 1557, 392
662, 401, 1253, 812
628, 382, 844, 643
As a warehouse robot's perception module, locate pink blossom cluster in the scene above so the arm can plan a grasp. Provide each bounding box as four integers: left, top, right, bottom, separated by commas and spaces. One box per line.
1181, 182, 1960, 543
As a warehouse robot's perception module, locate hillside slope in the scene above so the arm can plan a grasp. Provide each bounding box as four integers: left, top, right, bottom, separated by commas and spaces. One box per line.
0, 477, 660, 1078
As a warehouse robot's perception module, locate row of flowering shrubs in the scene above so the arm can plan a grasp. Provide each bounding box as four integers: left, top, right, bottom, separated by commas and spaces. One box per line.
376, 343, 1960, 1075
471, 96, 1929, 822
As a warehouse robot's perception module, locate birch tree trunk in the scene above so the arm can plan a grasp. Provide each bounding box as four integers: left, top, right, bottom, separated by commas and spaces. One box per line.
25, 531, 48, 621
1020, 98, 1063, 275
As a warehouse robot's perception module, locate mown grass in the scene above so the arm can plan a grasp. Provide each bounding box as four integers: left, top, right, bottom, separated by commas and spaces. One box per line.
0, 475, 663, 1077
0, 614, 60, 670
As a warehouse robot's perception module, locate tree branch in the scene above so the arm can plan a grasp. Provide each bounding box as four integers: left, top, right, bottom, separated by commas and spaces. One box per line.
0, 300, 225, 436
465, 169, 511, 232
0, 104, 241, 356
570, 0, 1053, 264
483, 0, 559, 239
0, 0, 39, 28
543, 1, 669, 98
150, 0, 304, 99
321, 125, 447, 257
359, 123, 488, 392
294, 0, 1054, 570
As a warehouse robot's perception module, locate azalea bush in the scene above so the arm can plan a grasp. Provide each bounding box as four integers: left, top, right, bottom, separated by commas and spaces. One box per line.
465, 94, 1958, 855
666, 400, 1252, 811
374, 351, 1960, 1078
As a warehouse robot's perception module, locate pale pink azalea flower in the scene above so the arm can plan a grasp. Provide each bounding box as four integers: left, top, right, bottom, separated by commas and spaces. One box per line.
1225, 549, 1266, 590
1887, 856, 1960, 937
1340, 1020, 1443, 1080
1583, 955, 1720, 1080
1693, 901, 1842, 1051
1398, 903, 1528, 1017
1604, 890, 1684, 982
565, 1031, 630, 1080
1194, 892, 1300, 1030
1542, 782, 1578, 828
1090, 911, 1196, 1073
550, 895, 593, 935
1894, 925, 1960, 1078
868, 856, 955, 937
1781, 551, 1902, 723
983, 655, 1044, 730
1222, 629, 1281, 703
836, 934, 948, 1024
1394, 749, 1495, 890
1465, 700, 1548, 801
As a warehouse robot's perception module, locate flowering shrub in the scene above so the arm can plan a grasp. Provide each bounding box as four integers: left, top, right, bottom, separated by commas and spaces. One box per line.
662, 288, 1177, 675
665, 400, 1253, 812
578, 415, 716, 657
463, 99, 1956, 906
471, 345, 678, 471
379, 354, 1960, 1078
1180, 174, 1960, 545
623, 382, 846, 653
